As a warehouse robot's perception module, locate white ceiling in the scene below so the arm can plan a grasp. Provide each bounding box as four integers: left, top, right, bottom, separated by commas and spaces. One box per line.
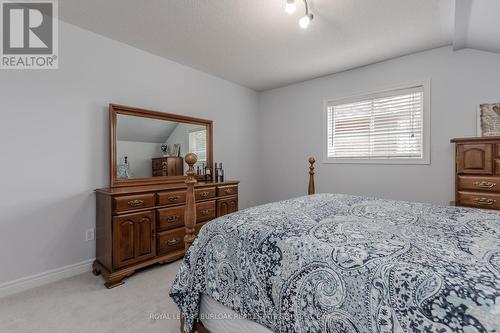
117, 115, 178, 143
59, 0, 499, 91
453, 0, 500, 53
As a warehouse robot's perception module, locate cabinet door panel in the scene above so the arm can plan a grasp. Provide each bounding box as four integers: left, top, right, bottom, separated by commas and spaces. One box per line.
113, 211, 155, 269
135, 215, 155, 260
115, 219, 135, 265
217, 196, 239, 217
457, 144, 493, 174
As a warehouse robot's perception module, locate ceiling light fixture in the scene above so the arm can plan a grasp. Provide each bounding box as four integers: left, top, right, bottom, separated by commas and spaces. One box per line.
285, 0, 314, 29
299, 13, 313, 29
285, 0, 296, 14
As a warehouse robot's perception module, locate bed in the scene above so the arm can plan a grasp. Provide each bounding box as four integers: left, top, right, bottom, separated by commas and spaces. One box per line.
170, 155, 500, 333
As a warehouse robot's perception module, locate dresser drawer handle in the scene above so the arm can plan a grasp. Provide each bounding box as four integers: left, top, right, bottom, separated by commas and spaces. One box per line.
224, 188, 233, 194
199, 192, 210, 198
474, 198, 496, 205
167, 215, 179, 223
166, 239, 181, 246
473, 181, 496, 189
168, 195, 180, 202
127, 199, 144, 207
200, 209, 210, 216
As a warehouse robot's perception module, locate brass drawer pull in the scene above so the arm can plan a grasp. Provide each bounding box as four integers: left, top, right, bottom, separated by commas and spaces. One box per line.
128, 199, 144, 207
473, 181, 496, 189
167, 215, 179, 223
200, 209, 210, 216
166, 239, 181, 246
199, 192, 210, 198
474, 198, 496, 205
168, 195, 180, 202
224, 188, 233, 194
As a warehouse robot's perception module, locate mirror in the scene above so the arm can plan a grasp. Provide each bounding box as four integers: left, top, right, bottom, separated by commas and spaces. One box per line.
109, 104, 213, 187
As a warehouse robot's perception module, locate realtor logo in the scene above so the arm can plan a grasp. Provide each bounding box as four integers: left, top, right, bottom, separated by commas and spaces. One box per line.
1, 0, 58, 69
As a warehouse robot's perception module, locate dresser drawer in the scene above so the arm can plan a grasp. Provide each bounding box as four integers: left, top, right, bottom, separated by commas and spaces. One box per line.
196, 200, 216, 222
217, 185, 238, 197
113, 194, 155, 212
457, 175, 500, 192
157, 190, 186, 206
195, 187, 216, 200
457, 191, 500, 210
157, 206, 185, 231
157, 228, 185, 256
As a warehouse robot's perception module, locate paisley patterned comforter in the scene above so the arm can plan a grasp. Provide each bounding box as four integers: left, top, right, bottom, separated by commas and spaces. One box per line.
170, 194, 500, 333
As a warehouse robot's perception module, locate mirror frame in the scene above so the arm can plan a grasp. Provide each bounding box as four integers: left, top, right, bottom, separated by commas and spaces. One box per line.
109, 104, 213, 188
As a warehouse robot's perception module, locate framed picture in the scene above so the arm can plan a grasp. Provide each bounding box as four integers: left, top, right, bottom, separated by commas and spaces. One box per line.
477, 103, 500, 136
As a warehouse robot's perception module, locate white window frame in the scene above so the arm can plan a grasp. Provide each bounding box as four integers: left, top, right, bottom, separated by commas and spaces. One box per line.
323, 80, 431, 165
188, 127, 207, 163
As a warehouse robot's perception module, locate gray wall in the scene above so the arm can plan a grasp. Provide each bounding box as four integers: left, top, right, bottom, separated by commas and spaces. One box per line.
0, 22, 260, 285
259, 47, 500, 205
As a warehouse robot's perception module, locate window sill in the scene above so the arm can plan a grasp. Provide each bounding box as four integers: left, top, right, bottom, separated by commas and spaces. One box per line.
323, 158, 430, 165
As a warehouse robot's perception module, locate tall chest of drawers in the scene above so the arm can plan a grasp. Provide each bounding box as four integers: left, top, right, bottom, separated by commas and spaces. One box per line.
451, 137, 500, 210
93, 181, 239, 288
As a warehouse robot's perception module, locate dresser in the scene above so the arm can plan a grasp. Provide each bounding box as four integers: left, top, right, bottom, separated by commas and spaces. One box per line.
152, 156, 183, 177
451, 136, 500, 210
93, 181, 239, 288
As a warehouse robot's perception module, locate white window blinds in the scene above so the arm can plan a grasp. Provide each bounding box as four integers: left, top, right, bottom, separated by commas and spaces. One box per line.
188, 128, 207, 162
327, 86, 425, 161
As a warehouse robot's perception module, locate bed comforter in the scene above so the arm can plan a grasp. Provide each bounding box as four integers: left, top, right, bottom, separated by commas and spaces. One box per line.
170, 194, 500, 333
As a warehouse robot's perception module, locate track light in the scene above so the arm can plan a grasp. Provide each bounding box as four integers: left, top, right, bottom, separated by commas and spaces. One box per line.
299, 13, 313, 29
285, 0, 296, 14
285, 0, 314, 29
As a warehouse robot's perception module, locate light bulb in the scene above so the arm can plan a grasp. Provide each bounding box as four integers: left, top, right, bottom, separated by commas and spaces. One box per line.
285, 0, 296, 14
299, 14, 312, 29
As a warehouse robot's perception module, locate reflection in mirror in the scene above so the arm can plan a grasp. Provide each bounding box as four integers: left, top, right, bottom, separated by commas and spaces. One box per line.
116, 114, 207, 179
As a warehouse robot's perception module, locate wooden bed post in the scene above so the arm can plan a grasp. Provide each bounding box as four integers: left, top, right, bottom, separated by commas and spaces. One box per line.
184, 153, 198, 250
182, 153, 210, 333
308, 156, 315, 195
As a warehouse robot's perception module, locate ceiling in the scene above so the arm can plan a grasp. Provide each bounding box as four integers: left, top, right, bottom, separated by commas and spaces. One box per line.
59, 0, 500, 91
117, 115, 178, 143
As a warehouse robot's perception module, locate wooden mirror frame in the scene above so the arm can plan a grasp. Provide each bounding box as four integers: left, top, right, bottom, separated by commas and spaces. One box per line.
109, 104, 213, 188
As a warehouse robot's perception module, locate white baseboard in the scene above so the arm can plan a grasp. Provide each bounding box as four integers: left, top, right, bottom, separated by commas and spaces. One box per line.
0, 259, 95, 298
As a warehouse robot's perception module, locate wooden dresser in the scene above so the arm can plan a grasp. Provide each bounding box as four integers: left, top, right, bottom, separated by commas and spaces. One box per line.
93, 180, 239, 288
152, 156, 183, 177
451, 136, 500, 210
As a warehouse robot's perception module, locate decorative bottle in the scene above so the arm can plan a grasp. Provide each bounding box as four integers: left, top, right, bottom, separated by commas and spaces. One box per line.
214, 163, 219, 183
204, 164, 212, 182
219, 163, 224, 182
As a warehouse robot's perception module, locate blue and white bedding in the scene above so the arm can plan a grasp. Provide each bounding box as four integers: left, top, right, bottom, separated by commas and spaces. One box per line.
170, 194, 500, 333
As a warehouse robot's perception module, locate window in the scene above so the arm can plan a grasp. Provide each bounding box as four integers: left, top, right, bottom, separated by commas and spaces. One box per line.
325, 84, 429, 164
188, 128, 207, 163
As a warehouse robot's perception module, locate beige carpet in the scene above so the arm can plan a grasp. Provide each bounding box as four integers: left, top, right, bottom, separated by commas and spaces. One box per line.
0, 260, 183, 333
